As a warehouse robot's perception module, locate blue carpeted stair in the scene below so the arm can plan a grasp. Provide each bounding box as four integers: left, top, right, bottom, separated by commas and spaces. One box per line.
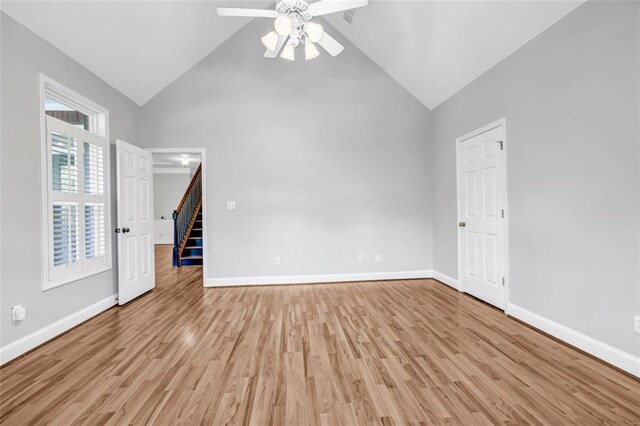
180, 207, 203, 266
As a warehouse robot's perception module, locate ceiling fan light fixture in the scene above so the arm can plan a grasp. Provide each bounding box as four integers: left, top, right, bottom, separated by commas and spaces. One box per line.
274, 15, 292, 36
281, 43, 295, 61
261, 31, 280, 51
305, 41, 320, 60
306, 22, 324, 43
219, 0, 360, 61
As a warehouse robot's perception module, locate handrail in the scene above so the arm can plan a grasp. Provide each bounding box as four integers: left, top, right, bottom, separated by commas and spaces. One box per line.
172, 164, 202, 267
175, 164, 202, 214
178, 198, 202, 258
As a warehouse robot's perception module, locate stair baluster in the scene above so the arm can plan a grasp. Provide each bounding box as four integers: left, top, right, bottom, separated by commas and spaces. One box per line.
172, 164, 202, 267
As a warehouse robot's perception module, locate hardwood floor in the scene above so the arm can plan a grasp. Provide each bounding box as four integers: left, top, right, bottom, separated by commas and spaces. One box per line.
1, 245, 638, 425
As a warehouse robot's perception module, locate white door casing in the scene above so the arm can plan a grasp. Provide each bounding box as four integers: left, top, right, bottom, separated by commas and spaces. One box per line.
456, 120, 507, 310
116, 139, 155, 305
146, 147, 208, 285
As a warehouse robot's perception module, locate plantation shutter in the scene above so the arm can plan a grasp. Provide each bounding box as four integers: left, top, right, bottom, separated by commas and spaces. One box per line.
46, 115, 109, 285
53, 204, 79, 266
85, 204, 106, 259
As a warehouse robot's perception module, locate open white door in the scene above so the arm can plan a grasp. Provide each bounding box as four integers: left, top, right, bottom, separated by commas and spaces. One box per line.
456, 120, 507, 310
116, 139, 155, 305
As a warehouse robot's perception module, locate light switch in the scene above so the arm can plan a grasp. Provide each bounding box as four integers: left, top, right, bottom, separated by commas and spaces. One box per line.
227, 201, 236, 210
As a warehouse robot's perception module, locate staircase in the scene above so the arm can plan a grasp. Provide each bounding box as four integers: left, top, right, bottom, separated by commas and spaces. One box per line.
180, 208, 203, 266
172, 164, 203, 267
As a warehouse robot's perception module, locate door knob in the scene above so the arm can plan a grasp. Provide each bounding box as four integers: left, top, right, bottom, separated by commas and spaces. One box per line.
458, 221, 466, 228
122, 227, 131, 233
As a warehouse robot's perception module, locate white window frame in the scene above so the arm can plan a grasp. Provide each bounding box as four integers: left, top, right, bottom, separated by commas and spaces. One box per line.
39, 74, 111, 290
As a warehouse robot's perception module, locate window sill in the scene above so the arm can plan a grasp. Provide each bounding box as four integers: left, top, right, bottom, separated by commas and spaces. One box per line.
43, 265, 112, 291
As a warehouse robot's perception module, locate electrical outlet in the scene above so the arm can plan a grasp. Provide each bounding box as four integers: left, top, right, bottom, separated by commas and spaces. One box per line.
226, 201, 236, 210
274, 257, 281, 266
634, 315, 640, 334
11, 305, 26, 323
357, 254, 363, 263
375, 254, 382, 262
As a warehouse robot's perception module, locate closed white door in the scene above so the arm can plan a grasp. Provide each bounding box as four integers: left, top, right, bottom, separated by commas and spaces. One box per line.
116, 139, 155, 305
456, 122, 507, 310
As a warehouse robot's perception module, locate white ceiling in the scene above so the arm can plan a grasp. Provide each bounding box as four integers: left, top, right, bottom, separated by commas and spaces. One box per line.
2, 1, 583, 109
152, 152, 202, 169
325, 1, 583, 109
1, 0, 270, 105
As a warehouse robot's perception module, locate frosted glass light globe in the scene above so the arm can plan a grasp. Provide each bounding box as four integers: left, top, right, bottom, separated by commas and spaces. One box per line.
274, 16, 292, 36
281, 43, 295, 61
261, 31, 279, 51
305, 42, 320, 60
306, 22, 323, 43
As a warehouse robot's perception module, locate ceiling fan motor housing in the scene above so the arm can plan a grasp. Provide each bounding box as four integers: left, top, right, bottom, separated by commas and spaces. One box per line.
276, 0, 312, 21
277, 0, 313, 46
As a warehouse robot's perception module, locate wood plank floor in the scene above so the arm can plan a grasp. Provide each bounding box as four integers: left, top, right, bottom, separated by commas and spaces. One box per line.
1, 245, 638, 425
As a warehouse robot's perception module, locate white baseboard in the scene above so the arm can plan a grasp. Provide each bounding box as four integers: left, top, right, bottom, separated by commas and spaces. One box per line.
432, 271, 458, 290
0, 294, 117, 365
507, 303, 639, 377
206, 270, 434, 287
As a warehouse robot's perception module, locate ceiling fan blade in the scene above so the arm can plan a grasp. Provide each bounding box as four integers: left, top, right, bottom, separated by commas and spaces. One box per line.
217, 7, 280, 18
317, 32, 344, 56
264, 36, 288, 58
307, 0, 368, 17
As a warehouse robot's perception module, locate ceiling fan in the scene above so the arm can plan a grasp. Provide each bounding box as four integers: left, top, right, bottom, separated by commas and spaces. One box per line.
217, 0, 368, 61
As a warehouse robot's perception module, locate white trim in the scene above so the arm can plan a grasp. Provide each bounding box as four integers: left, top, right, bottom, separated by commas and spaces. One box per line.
432, 271, 459, 290
456, 118, 509, 310
146, 148, 208, 281
206, 270, 434, 287
45, 266, 112, 290
0, 295, 117, 365
40, 74, 109, 122
507, 303, 640, 377
39, 74, 111, 291
152, 167, 191, 174
456, 118, 506, 143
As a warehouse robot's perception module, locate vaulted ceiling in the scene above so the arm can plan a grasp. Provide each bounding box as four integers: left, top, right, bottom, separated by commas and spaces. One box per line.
1, 0, 583, 109
324, 1, 582, 109
0, 0, 271, 105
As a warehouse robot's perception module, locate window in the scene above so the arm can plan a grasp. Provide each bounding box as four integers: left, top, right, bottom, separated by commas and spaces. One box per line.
45, 97, 90, 130
40, 75, 111, 290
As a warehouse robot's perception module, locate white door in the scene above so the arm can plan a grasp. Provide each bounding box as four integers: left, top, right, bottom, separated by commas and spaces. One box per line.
456, 121, 507, 310
116, 139, 155, 305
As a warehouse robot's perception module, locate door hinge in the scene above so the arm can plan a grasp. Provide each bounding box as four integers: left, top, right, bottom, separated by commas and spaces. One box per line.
502, 277, 505, 286
501, 209, 505, 218
497, 140, 504, 150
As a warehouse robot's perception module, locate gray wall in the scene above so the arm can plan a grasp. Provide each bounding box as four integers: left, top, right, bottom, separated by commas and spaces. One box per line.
141, 18, 433, 279
431, 1, 639, 355
0, 13, 141, 346
5, 0, 634, 367
153, 172, 191, 220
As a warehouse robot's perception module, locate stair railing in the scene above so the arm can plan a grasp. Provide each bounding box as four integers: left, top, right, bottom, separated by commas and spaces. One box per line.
172, 164, 202, 267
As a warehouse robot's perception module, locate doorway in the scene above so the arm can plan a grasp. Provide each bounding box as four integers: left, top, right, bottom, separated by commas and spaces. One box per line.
456, 119, 508, 310
148, 148, 208, 282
